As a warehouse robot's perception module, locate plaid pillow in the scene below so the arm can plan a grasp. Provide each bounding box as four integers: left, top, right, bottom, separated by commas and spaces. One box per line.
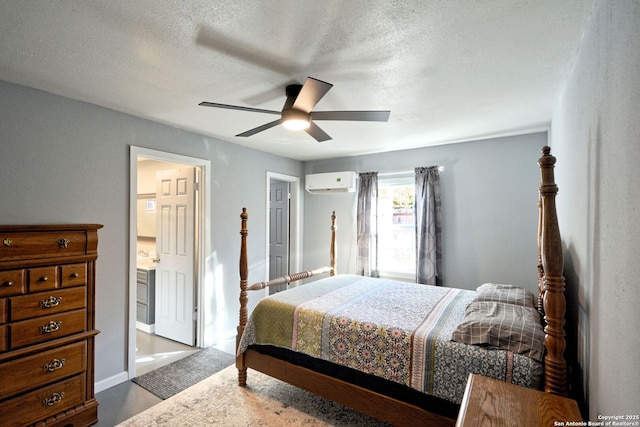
474, 283, 536, 308
451, 301, 545, 362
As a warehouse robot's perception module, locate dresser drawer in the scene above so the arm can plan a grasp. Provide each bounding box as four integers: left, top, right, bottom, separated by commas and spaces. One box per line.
0, 269, 26, 297
0, 230, 89, 262
28, 266, 59, 292
61, 262, 87, 287
10, 286, 86, 321
10, 309, 86, 349
0, 298, 6, 324
0, 340, 86, 397
0, 324, 7, 352
0, 373, 86, 427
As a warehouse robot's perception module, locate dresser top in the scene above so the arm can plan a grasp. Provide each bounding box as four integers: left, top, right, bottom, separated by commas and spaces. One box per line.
0, 224, 103, 232
456, 374, 582, 426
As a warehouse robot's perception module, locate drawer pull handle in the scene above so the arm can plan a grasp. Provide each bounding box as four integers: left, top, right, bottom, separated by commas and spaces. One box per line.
40, 320, 62, 334
2, 238, 12, 247
40, 296, 63, 308
40, 276, 49, 282
71, 272, 79, 278
43, 358, 66, 372
42, 392, 65, 406
57, 238, 71, 248
2, 281, 13, 287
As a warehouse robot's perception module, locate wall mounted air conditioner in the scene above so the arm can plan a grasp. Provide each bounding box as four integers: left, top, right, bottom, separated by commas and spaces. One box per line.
305, 171, 357, 194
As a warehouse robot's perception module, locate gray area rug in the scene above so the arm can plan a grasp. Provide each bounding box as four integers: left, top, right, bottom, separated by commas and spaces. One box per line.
119, 365, 392, 426
132, 346, 235, 399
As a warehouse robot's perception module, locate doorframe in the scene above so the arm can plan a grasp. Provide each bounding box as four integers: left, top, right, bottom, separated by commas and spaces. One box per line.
128, 146, 211, 379
266, 172, 301, 282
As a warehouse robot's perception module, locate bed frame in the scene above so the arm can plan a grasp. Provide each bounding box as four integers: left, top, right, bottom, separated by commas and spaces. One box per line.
236, 146, 567, 426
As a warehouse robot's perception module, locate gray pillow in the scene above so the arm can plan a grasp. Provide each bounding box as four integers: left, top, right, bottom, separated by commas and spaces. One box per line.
451, 300, 545, 362
474, 283, 537, 308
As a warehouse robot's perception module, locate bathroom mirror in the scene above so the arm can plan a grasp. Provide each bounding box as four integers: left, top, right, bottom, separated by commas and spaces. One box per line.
137, 193, 156, 238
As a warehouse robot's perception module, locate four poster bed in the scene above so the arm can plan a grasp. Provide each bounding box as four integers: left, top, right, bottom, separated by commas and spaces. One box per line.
235, 146, 568, 426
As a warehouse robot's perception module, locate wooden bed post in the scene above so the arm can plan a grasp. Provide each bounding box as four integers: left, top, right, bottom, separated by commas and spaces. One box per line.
537, 195, 544, 314
236, 208, 248, 386
538, 146, 568, 396
237, 209, 337, 385
330, 211, 337, 276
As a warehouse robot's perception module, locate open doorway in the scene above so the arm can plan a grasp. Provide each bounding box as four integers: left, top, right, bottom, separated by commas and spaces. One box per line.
266, 172, 301, 290
129, 147, 210, 379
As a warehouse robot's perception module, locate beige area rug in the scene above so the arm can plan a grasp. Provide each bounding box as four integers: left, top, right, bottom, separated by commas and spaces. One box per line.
118, 365, 392, 426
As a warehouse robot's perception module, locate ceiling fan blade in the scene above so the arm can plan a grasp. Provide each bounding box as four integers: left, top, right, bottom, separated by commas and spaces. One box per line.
292, 77, 333, 113
236, 119, 282, 137
311, 110, 391, 122
304, 121, 332, 142
199, 101, 280, 115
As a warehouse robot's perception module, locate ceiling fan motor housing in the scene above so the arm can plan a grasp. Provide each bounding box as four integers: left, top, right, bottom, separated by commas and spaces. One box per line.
285, 84, 303, 98
283, 84, 303, 110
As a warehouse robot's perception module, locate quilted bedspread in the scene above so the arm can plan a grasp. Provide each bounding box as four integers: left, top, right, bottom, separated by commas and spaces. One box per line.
238, 274, 542, 404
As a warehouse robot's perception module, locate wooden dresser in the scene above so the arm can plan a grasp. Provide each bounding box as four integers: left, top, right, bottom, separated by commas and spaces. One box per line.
0, 224, 102, 427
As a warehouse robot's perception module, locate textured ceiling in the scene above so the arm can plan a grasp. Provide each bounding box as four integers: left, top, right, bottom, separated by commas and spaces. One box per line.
0, 1, 593, 161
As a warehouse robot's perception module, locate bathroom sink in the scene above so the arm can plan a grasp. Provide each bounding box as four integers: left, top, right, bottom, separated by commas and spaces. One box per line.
137, 258, 156, 269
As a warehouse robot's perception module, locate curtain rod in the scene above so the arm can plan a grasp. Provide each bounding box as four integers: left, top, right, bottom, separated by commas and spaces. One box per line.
378, 166, 444, 177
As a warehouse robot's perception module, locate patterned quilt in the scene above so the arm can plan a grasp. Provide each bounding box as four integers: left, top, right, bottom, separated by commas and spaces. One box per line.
238, 274, 542, 404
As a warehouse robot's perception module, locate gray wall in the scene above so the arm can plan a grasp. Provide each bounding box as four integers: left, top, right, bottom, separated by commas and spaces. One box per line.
551, 0, 640, 418
303, 133, 547, 294
0, 80, 303, 386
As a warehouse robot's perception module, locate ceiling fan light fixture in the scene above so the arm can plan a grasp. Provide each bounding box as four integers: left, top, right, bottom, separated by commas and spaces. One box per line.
282, 108, 311, 130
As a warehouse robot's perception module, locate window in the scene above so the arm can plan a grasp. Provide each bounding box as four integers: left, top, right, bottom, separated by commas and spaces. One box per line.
378, 174, 415, 279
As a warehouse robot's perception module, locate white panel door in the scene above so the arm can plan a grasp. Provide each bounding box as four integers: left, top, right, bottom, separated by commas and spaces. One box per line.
155, 167, 196, 345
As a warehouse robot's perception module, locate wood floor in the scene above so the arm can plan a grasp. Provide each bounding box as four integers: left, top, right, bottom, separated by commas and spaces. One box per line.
94, 331, 234, 426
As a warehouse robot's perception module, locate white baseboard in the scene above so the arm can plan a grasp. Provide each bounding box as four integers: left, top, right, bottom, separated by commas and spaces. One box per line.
95, 371, 129, 393
136, 321, 155, 333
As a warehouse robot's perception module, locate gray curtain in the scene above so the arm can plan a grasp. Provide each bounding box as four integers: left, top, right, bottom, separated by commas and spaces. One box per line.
356, 172, 379, 277
415, 166, 442, 285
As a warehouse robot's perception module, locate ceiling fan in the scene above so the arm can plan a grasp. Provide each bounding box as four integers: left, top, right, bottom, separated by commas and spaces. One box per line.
199, 77, 390, 142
